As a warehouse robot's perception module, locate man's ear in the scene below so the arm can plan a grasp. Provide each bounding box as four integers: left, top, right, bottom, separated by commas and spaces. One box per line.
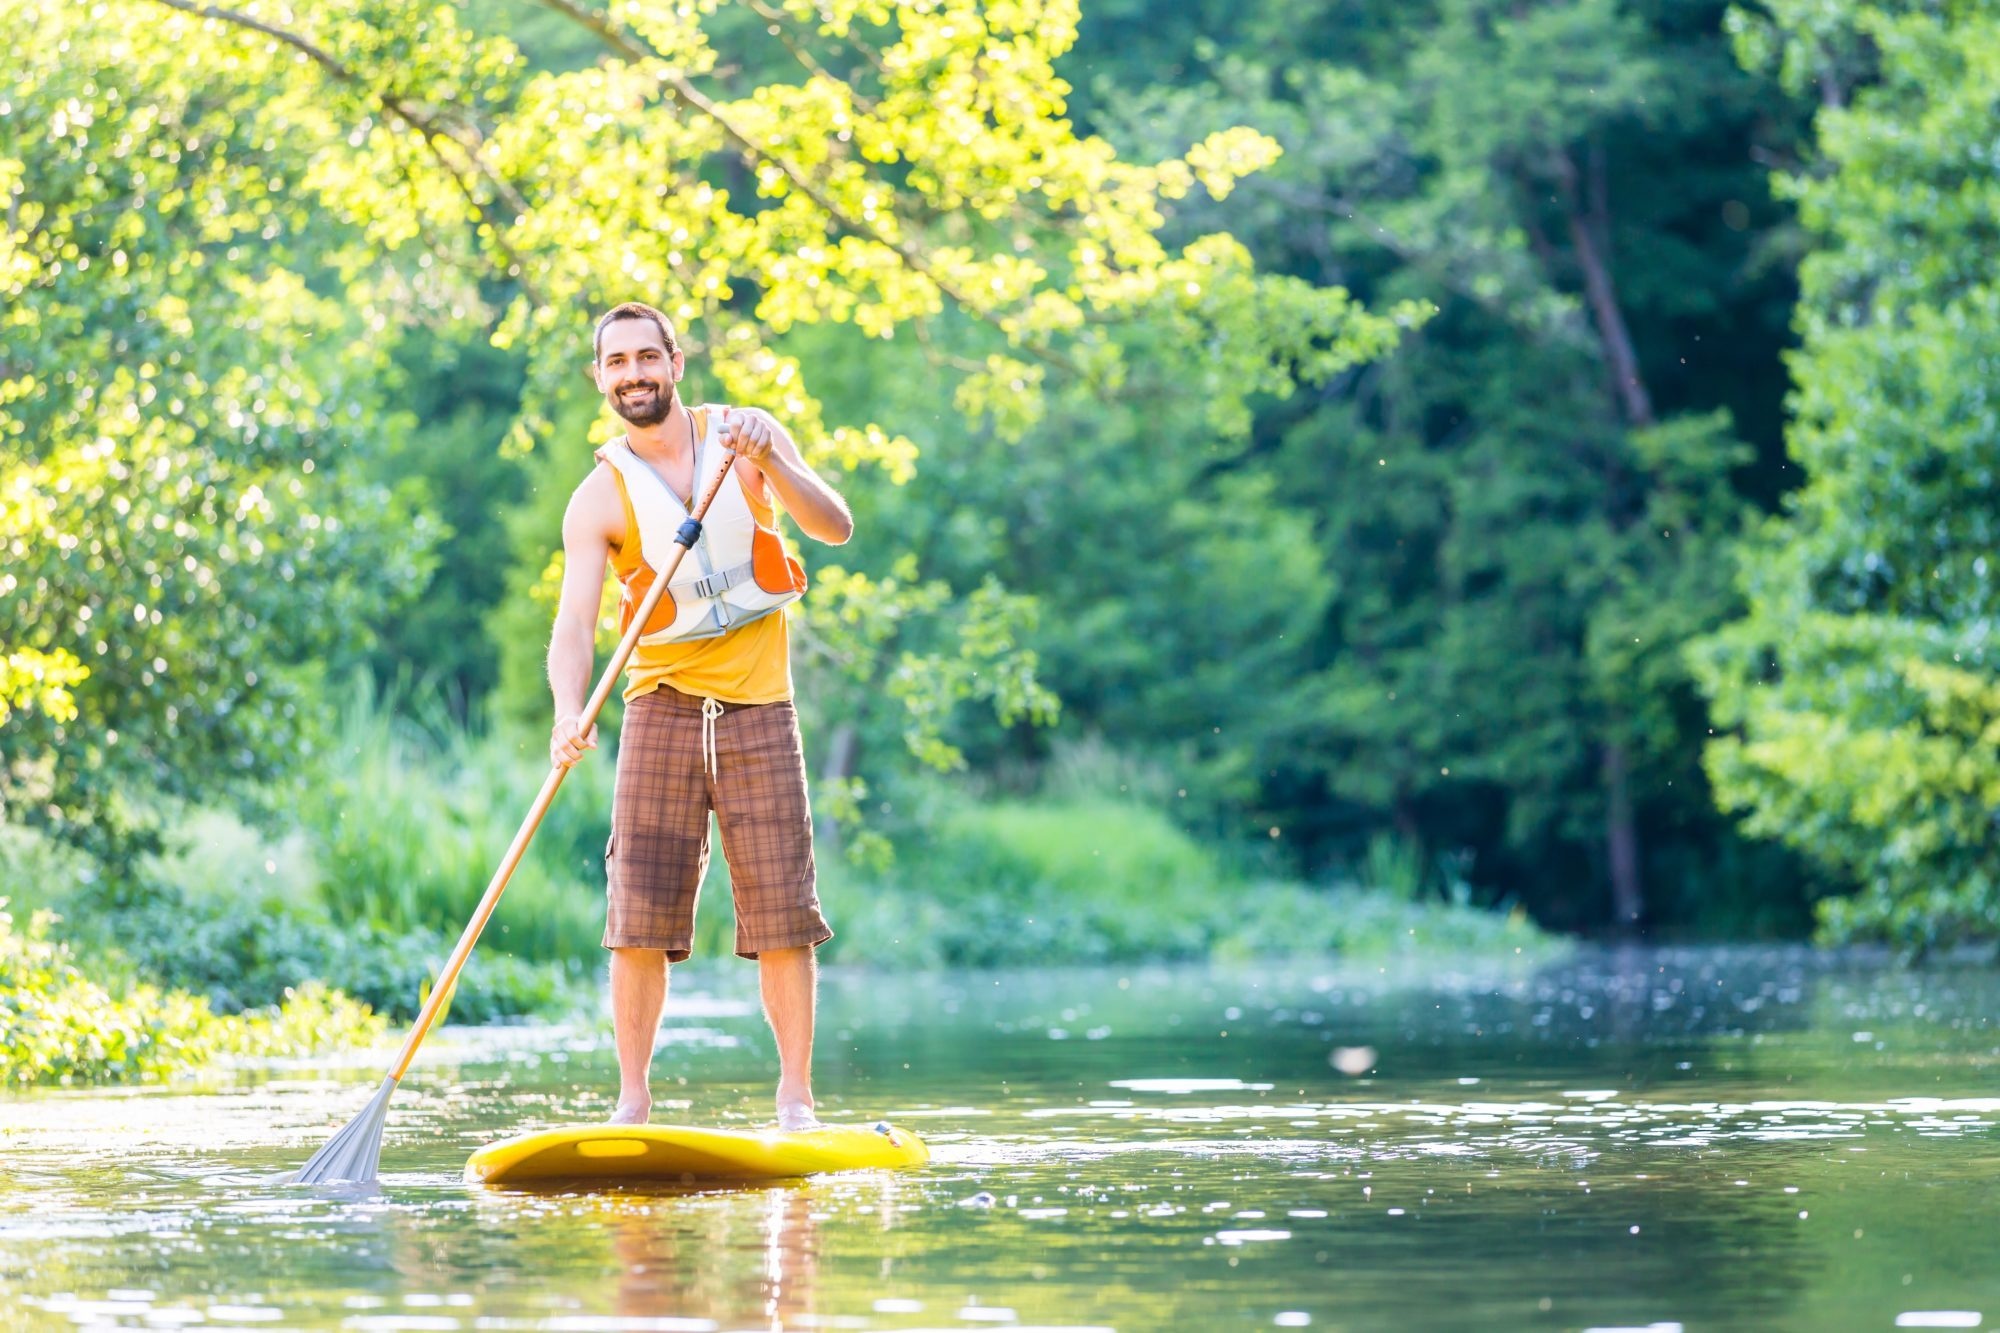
585, 359, 602, 386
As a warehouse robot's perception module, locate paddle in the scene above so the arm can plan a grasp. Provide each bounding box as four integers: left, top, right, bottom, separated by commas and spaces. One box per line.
290, 439, 741, 1186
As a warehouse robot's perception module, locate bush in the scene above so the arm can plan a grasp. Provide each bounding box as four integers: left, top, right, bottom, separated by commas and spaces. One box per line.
0, 820, 99, 917
0, 900, 383, 1086
818, 795, 1554, 968
1211, 884, 1550, 962
1816, 877, 2000, 959
108, 890, 589, 1024
8, 686, 607, 1024
820, 799, 1222, 967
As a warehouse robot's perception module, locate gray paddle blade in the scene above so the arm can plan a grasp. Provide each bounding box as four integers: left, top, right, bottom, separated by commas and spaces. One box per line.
289, 1075, 397, 1186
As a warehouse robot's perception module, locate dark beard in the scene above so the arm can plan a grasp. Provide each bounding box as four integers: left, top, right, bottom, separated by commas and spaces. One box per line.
610, 382, 673, 427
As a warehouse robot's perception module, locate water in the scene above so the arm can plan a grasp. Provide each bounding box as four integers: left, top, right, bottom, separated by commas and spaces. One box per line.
5, 949, 1999, 1331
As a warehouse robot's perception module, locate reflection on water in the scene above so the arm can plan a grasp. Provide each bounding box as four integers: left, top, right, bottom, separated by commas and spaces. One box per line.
3, 948, 1999, 1330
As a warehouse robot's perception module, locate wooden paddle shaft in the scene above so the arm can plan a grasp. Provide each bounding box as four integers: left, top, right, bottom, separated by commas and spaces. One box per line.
387, 445, 741, 1082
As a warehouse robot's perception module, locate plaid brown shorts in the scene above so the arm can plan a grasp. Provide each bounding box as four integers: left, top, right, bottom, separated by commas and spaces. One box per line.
603, 686, 832, 961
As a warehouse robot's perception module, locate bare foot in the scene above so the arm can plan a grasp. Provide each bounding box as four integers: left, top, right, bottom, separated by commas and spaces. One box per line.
775, 1101, 821, 1133
607, 1099, 651, 1126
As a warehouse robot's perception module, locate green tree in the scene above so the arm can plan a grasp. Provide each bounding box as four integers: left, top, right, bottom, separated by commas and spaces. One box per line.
1071, 0, 1808, 929
4, 0, 1405, 866
0, 5, 434, 867
1696, 0, 2000, 952
363, 328, 531, 707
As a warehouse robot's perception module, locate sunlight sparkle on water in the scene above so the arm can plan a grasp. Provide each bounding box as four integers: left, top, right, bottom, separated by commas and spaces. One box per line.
4, 955, 2000, 1329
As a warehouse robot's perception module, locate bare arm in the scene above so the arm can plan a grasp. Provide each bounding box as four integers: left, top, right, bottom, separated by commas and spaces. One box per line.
547, 467, 617, 767
721, 407, 855, 545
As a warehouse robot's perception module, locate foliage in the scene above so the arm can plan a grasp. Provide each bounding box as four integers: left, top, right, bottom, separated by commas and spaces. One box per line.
1058, 0, 1811, 930
1, 683, 596, 1024
0, 6, 437, 868
101, 886, 588, 1025
4, 0, 1400, 882
1210, 884, 1551, 963
361, 329, 533, 706
0, 899, 382, 1086
818, 792, 1552, 968
22, 0, 1992, 953
770, 309, 1357, 860
1696, 1, 2000, 952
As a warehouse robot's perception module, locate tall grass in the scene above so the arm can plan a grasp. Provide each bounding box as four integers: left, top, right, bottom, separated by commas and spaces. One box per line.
306, 677, 610, 962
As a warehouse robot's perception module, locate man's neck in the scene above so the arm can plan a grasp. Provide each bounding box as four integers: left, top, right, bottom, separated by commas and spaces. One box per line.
624, 397, 691, 463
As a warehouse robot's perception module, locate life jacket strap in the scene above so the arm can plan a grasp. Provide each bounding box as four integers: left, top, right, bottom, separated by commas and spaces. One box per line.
672, 557, 756, 602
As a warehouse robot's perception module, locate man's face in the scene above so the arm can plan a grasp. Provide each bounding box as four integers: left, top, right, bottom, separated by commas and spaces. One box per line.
594, 318, 682, 427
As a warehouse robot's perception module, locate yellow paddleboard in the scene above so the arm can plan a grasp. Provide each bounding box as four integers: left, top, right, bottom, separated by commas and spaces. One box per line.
464, 1121, 930, 1186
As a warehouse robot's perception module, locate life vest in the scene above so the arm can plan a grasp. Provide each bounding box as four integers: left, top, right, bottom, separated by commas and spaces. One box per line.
597, 407, 808, 644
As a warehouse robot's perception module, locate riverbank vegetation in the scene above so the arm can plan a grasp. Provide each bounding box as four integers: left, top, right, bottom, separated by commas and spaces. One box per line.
0, 900, 380, 1086
5, 1, 1999, 1084
2, 683, 1549, 1081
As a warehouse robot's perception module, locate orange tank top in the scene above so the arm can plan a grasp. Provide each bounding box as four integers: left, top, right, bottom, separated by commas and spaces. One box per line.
602, 408, 796, 705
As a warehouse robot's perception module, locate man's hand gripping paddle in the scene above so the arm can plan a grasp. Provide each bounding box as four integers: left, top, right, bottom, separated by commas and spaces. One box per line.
289, 445, 740, 1186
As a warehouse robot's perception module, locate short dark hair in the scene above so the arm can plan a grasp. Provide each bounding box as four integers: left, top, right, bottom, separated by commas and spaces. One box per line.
593, 302, 677, 362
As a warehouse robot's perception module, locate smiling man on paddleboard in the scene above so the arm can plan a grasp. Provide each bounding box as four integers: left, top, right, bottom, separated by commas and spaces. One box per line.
546, 301, 853, 1131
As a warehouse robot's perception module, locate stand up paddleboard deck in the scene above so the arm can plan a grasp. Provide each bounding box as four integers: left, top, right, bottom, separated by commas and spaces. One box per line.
465, 1122, 929, 1186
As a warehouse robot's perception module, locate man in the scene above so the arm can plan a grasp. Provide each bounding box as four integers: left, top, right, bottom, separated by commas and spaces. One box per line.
547, 301, 853, 1130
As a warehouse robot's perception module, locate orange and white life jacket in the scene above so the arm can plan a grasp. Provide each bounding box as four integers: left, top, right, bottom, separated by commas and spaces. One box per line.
598, 406, 807, 644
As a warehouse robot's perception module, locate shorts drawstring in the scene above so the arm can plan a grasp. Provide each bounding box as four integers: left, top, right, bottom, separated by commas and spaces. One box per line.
700, 695, 724, 782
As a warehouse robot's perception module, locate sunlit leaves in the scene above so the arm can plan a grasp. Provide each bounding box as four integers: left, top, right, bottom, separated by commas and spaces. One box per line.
796, 561, 1058, 781
4, 0, 1405, 867
86, 0, 1395, 477
1182, 129, 1283, 202
0, 1, 435, 859
0, 652, 88, 726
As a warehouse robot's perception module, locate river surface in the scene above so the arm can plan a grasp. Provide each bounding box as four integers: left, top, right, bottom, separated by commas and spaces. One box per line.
4, 949, 1999, 1331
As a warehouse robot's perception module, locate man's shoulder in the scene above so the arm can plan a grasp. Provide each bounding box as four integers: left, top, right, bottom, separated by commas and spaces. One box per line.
571, 458, 619, 501
563, 460, 624, 538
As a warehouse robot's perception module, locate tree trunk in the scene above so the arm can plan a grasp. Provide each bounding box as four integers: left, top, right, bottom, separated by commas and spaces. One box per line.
813, 722, 858, 851
1602, 740, 1644, 931
1558, 147, 1655, 430
1393, 794, 1421, 843
1557, 144, 1653, 930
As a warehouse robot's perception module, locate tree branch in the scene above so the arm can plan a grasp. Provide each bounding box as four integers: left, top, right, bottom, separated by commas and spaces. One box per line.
530, 0, 962, 298
147, 0, 349, 79
529, 0, 1078, 377
739, 0, 890, 83
734, 0, 837, 87
144, 0, 540, 296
